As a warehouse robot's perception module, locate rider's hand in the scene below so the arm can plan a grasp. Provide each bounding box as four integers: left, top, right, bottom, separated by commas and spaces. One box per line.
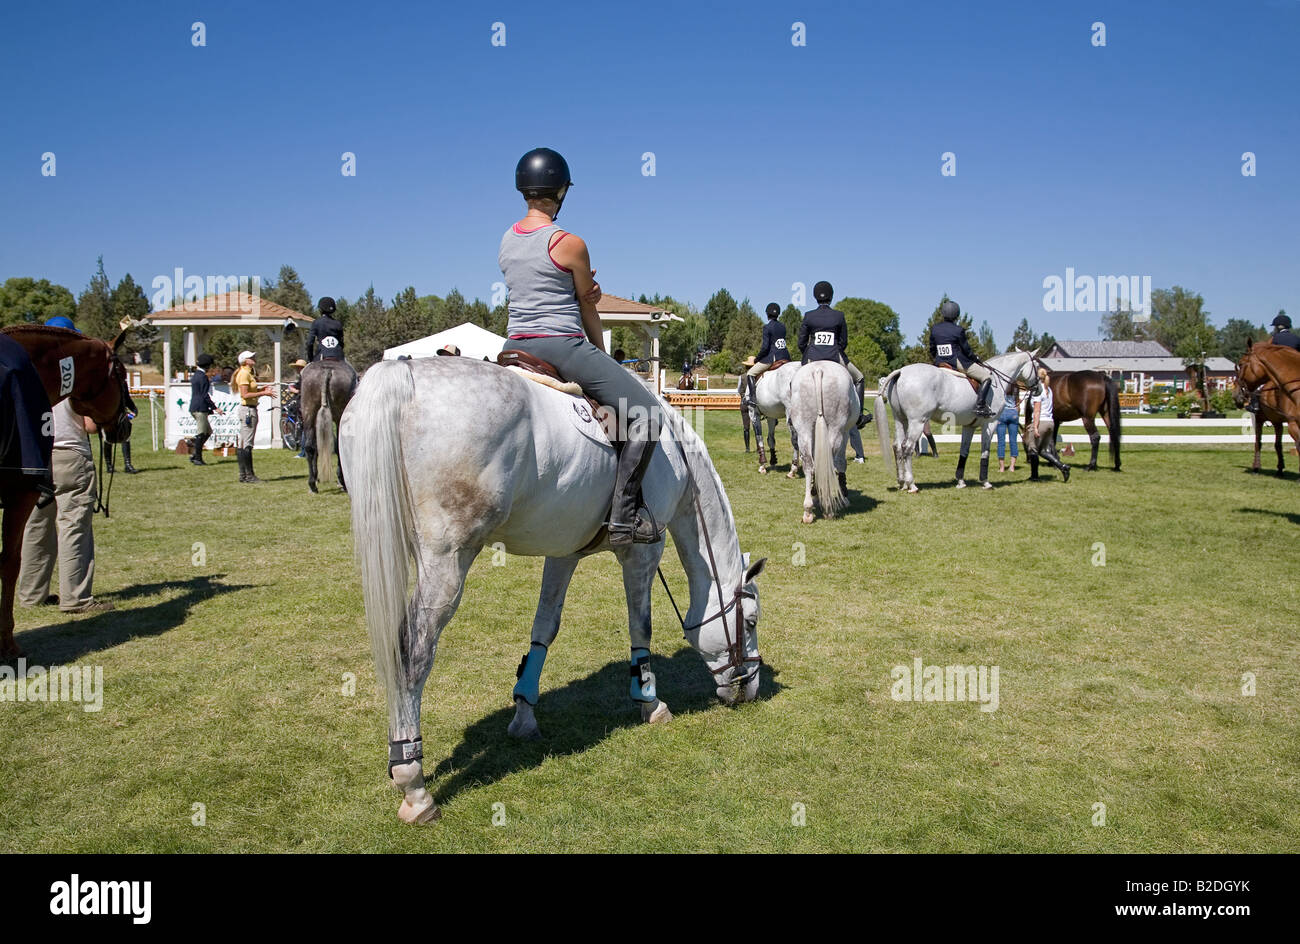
584, 269, 602, 305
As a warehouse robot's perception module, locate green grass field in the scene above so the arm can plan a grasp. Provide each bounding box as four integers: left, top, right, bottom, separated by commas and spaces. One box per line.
2, 414, 1297, 853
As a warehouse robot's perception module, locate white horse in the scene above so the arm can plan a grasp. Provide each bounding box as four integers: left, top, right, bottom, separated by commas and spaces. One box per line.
874, 349, 1041, 493
789, 361, 859, 523
745, 361, 803, 476
340, 356, 767, 824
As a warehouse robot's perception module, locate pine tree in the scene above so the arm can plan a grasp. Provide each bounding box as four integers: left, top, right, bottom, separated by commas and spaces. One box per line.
702, 288, 739, 352
1006, 318, 1035, 352
110, 274, 157, 363
344, 286, 389, 370
76, 256, 117, 340
722, 298, 763, 370
268, 265, 313, 318
780, 304, 802, 360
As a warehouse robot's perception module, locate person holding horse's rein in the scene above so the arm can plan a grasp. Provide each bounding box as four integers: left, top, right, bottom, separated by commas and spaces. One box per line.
930, 299, 994, 417
798, 281, 871, 429
306, 297, 345, 362
499, 147, 663, 546
744, 303, 789, 404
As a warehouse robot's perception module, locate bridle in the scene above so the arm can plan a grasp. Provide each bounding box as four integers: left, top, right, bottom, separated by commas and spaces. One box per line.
980, 351, 1043, 400
654, 418, 760, 691
90, 357, 137, 519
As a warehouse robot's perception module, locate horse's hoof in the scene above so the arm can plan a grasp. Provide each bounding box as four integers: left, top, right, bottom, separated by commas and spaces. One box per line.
398, 797, 441, 825
506, 717, 542, 740
801, 512, 815, 524
907, 485, 919, 494
758, 466, 768, 474
786, 469, 798, 479
982, 481, 993, 490
308, 484, 318, 494
1086, 464, 1097, 471
955, 479, 967, 489
641, 699, 672, 724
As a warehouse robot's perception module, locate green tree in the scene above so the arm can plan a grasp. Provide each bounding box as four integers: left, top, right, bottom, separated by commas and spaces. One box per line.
721, 299, 762, 371
1149, 286, 1216, 359
1216, 318, 1264, 361
1006, 318, 1035, 352
837, 297, 905, 368
344, 286, 390, 370
76, 256, 117, 340
0, 277, 76, 327
780, 304, 802, 360
702, 288, 739, 352
267, 265, 313, 318
976, 321, 997, 361
1099, 307, 1140, 341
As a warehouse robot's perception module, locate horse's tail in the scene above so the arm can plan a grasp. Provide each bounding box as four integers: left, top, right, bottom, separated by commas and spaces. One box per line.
813, 369, 846, 516
317, 381, 337, 488
1105, 376, 1122, 470
874, 370, 898, 465
343, 359, 416, 725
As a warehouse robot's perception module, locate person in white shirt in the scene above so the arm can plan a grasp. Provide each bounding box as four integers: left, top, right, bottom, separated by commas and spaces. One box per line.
1025, 367, 1070, 482
18, 398, 114, 613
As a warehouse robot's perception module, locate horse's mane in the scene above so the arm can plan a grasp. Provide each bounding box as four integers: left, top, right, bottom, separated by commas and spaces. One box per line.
663, 399, 743, 569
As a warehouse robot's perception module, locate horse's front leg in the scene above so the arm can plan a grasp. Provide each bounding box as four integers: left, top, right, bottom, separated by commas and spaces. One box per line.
1251, 413, 1263, 472
753, 408, 768, 472
1082, 417, 1100, 470
0, 494, 38, 660
978, 422, 993, 489
767, 418, 778, 467
787, 425, 801, 478
955, 428, 973, 488
303, 419, 319, 493
616, 542, 672, 722
508, 555, 581, 740
336, 425, 347, 493
1274, 422, 1285, 476
389, 546, 476, 825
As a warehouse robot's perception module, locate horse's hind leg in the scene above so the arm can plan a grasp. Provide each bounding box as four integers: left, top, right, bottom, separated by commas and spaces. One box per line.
617, 541, 672, 723
508, 555, 581, 740
389, 546, 477, 825
1082, 417, 1100, 470
303, 411, 319, 493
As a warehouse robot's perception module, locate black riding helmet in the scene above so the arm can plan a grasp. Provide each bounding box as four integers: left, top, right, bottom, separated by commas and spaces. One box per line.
940, 299, 960, 322
516, 148, 572, 218
318, 296, 336, 315
813, 281, 833, 304
765, 302, 780, 319
1273, 312, 1292, 330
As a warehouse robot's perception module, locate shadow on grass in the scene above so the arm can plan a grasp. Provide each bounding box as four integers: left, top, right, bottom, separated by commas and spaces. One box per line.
12, 574, 249, 664
429, 649, 784, 805
1239, 466, 1296, 481
1236, 507, 1300, 527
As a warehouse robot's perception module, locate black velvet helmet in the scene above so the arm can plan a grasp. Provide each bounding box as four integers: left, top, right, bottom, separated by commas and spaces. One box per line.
813, 281, 833, 304
516, 148, 572, 216
318, 297, 336, 315
1272, 312, 1292, 329
940, 299, 960, 322
765, 302, 780, 319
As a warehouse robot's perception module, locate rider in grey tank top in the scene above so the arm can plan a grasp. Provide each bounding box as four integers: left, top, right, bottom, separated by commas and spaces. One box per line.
499, 223, 585, 338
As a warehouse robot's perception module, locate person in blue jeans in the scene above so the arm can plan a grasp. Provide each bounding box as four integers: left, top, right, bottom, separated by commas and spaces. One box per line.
996, 387, 1020, 473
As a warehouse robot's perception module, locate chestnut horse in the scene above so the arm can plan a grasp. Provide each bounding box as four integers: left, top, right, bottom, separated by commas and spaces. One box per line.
0, 325, 136, 659
1025, 369, 1122, 471
1236, 341, 1300, 476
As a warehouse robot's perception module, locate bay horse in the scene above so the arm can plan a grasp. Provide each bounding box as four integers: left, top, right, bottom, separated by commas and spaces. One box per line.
1235, 341, 1300, 475
339, 356, 767, 824
874, 350, 1041, 492
1, 325, 136, 660
1025, 369, 1122, 472
299, 359, 358, 493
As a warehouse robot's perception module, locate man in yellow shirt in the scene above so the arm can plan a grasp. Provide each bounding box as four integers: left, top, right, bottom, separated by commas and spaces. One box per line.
232, 350, 275, 483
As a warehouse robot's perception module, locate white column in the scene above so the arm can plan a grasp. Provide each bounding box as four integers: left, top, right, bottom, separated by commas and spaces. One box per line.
183, 329, 197, 367
269, 327, 283, 446
162, 326, 172, 385
649, 325, 661, 394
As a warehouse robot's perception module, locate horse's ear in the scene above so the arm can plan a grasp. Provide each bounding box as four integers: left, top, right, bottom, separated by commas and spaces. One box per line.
1246, 338, 1253, 351
744, 557, 767, 583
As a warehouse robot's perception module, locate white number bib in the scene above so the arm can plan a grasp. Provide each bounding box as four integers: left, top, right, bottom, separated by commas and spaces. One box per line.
321, 336, 339, 349
814, 331, 834, 346
774, 338, 787, 350
936, 343, 953, 357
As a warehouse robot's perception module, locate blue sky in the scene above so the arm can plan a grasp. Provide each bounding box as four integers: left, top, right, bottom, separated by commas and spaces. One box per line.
2, 0, 1297, 344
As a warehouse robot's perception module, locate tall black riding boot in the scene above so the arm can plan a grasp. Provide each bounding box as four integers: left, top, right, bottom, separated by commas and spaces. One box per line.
1044, 447, 1071, 483
190, 433, 208, 465
973, 379, 994, 417
608, 437, 660, 546
243, 447, 263, 484
235, 448, 249, 482
854, 380, 872, 429
121, 440, 139, 473
746, 374, 758, 410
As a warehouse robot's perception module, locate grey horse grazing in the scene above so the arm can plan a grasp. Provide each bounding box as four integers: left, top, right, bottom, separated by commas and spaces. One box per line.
789, 361, 858, 523
300, 359, 357, 493
745, 361, 803, 476
874, 349, 1040, 493
340, 356, 767, 824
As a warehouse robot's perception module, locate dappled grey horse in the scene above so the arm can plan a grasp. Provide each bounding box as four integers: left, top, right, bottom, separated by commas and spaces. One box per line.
300, 359, 357, 493
340, 356, 767, 824
874, 350, 1040, 492
745, 360, 803, 475
789, 361, 858, 523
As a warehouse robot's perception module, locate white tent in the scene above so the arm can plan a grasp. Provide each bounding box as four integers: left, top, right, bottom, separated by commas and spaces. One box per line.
384, 322, 507, 361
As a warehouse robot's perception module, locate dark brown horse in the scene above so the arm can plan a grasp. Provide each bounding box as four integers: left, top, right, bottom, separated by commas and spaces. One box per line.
1236, 341, 1300, 476
1, 325, 136, 659
300, 359, 358, 493
1026, 369, 1122, 471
